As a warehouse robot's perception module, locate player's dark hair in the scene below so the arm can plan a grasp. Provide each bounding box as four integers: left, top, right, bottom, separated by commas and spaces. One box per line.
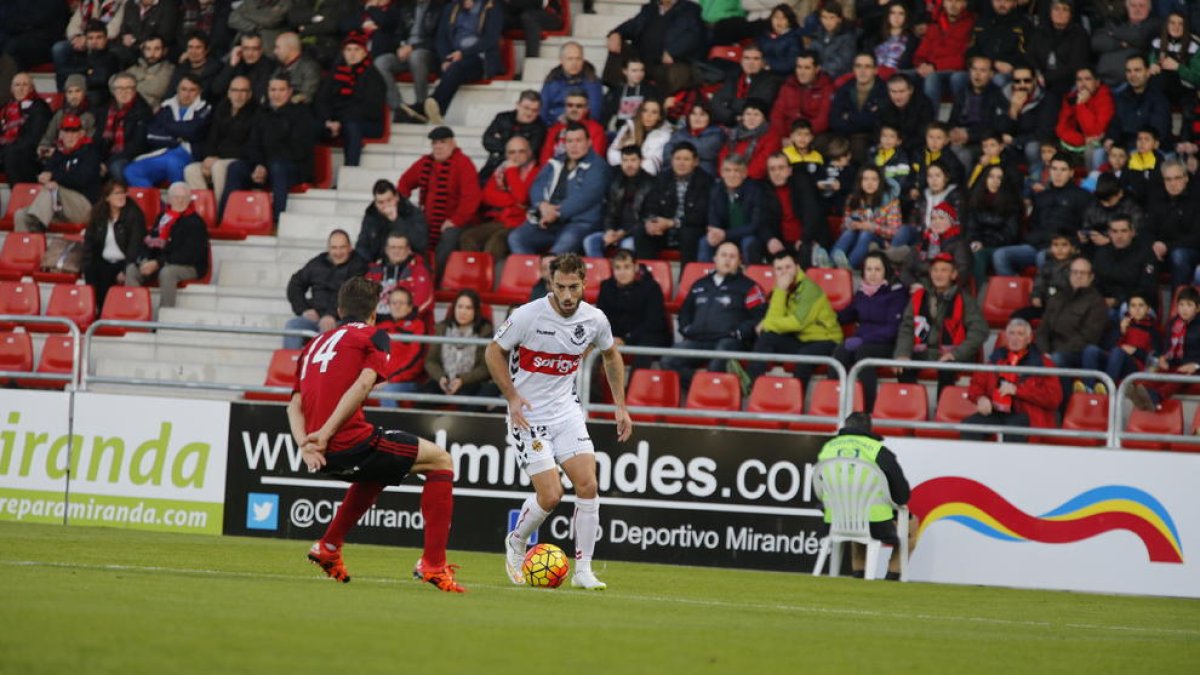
338, 276, 382, 321
550, 252, 587, 282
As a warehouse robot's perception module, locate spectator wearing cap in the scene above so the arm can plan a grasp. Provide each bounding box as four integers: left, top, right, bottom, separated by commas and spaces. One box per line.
315, 31, 387, 167
125, 34, 175, 109
57, 20, 122, 110
423, 0, 505, 125
480, 90, 547, 182
124, 74, 213, 188
220, 75, 317, 224
894, 252, 988, 394
184, 75, 260, 209
357, 179, 430, 263
15, 114, 103, 232
127, 182, 210, 310
38, 75, 97, 160
716, 98, 780, 181
540, 89, 607, 165
962, 317, 1062, 442
397, 125, 482, 275
829, 53, 888, 163
96, 72, 154, 184
894, 202, 971, 288
508, 121, 609, 255
0, 73, 52, 184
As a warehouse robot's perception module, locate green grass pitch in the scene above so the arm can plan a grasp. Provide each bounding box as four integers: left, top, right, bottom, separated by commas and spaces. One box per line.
1, 522, 1197, 675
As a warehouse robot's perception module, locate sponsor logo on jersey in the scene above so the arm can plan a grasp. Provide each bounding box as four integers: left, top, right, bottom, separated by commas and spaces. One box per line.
536, 329, 556, 336
518, 346, 583, 375
532, 440, 544, 452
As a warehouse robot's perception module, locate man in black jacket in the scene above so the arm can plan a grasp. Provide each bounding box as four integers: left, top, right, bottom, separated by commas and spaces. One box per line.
212, 32, 275, 105
15, 115, 102, 232
965, 0, 1032, 80
0, 73, 52, 184
662, 240, 766, 390
636, 142, 713, 263
605, 0, 704, 94
596, 250, 670, 368
284, 229, 369, 349
1149, 160, 1200, 289
583, 145, 653, 258
877, 74, 934, 156
479, 90, 546, 182
316, 32, 387, 167
993, 154, 1093, 275
709, 45, 781, 128
220, 74, 317, 224
999, 64, 1060, 165
1089, 215, 1159, 314
96, 73, 153, 181
702, 154, 768, 264
183, 75, 259, 207
57, 20, 121, 109
948, 56, 1010, 167
127, 182, 210, 310
356, 179, 430, 261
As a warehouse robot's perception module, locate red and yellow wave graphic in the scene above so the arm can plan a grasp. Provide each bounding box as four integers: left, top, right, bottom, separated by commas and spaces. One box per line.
909, 477, 1184, 564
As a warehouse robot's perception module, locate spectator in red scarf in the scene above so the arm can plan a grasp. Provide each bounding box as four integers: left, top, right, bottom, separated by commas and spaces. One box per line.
716, 98, 781, 180
962, 317, 1062, 442
894, 202, 971, 288
464, 135, 539, 260
126, 182, 210, 309
316, 31, 387, 167
375, 286, 428, 406
366, 232, 434, 324
397, 126, 481, 278
15, 115, 103, 232
0, 73, 52, 184
1128, 287, 1200, 412
894, 252, 988, 393
38, 75, 96, 159
95, 72, 154, 182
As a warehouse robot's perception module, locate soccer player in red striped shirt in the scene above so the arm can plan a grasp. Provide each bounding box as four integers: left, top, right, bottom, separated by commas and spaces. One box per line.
287, 276, 465, 592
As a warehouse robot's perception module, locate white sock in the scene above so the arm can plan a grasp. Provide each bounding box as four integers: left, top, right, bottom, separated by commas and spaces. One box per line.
573, 496, 599, 573
513, 494, 550, 544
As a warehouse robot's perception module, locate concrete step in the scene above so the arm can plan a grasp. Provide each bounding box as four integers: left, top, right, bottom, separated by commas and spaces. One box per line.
90, 337, 275, 368
277, 211, 363, 242
157, 305, 291, 329
174, 292, 292, 316
571, 15, 621, 39
93, 357, 265, 386
216, 261, 295, 290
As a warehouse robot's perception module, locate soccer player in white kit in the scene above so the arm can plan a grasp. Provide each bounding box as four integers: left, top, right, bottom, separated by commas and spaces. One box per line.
485, 253, 633, 590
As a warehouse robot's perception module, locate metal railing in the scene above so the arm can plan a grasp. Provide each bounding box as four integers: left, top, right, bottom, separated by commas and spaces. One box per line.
1116, 372, 1200, 448
845, 358, 1121, 446
0, 315, 81, 388
579, 345, 849, 426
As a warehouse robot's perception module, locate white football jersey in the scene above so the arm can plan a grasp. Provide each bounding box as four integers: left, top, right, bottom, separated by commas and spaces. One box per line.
493, 296, 614, 424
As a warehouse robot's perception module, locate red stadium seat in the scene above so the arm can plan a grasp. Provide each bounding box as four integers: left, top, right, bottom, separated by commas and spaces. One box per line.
583, 257, 611, 303
190, 189, 217, 229
0, 331, 33, 382
128, 186, 162, 225
0, 280, 40, 330
745, 264, 775, 293
638, 259, 673, 299
312, 144, 334, 189
245, 349, 303, 402
1, 183, 42, 230
215, 191, 273, 239
872, 382, 929, 436
39, 283, 96, 333
708, 44, 743, 63
982, 276, 1032, 328
807, 268, 853, 311
625, 369, 680, 423
667, 372, 741, 425
436, 251, 494, 301
729, 375, 803, 430
917, 385, 976, 439
486, 254, 541, 305
20, 335, 74, 389
668, 262, 714, 312
793, 380, 863, 433
1123, 400, 1183, 450
96, 287, 153, 336
38, 92, 63, 111
1058, 393, 1109, 447
0, 232, 46, 280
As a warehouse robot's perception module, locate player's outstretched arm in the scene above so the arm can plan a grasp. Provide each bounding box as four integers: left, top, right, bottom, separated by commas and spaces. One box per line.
485, 341, 532, 430
600, 344, 632, 442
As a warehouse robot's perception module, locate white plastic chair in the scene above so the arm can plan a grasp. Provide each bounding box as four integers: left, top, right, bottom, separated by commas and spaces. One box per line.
810, 457, 909, 581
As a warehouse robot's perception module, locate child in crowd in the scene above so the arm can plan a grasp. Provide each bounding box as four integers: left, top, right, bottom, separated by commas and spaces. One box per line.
969, 132, 1016, 190
1079, 292, 1162, 395
1128, 287, 1200, 411
831, 165, 902, 269
816, 135, 858, 216
871, 123, 913, 202
1013, 230, 1076, 322
809, 0, 858, 79
1125, 127, 1166, 205
783, 118, 823, 174
913, 121, 966, 199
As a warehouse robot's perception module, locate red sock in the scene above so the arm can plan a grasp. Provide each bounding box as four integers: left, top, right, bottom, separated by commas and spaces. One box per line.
321, 481, 385, 548
421, 470, 454, 568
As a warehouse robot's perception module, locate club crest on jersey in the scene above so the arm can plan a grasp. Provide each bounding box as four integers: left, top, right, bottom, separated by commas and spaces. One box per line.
570, 324, 587, 345
532, 440, 544, 452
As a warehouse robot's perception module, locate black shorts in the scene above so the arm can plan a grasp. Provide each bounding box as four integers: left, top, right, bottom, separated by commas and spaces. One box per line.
322, 428, 419, 485
818, 520, 899, 545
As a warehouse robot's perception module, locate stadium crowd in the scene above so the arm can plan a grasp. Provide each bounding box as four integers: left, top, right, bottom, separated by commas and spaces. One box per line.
3, 0, 1200, 433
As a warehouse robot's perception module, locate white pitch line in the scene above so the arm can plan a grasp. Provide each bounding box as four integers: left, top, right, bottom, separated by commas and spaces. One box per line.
4, 559, 1196, 638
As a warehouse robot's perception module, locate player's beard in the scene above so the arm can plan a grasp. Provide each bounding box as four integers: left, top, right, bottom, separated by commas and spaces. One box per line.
550, 294, 580, 317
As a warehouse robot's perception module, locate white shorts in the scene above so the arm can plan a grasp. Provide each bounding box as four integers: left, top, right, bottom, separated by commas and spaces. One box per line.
507, 411, 594, 476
